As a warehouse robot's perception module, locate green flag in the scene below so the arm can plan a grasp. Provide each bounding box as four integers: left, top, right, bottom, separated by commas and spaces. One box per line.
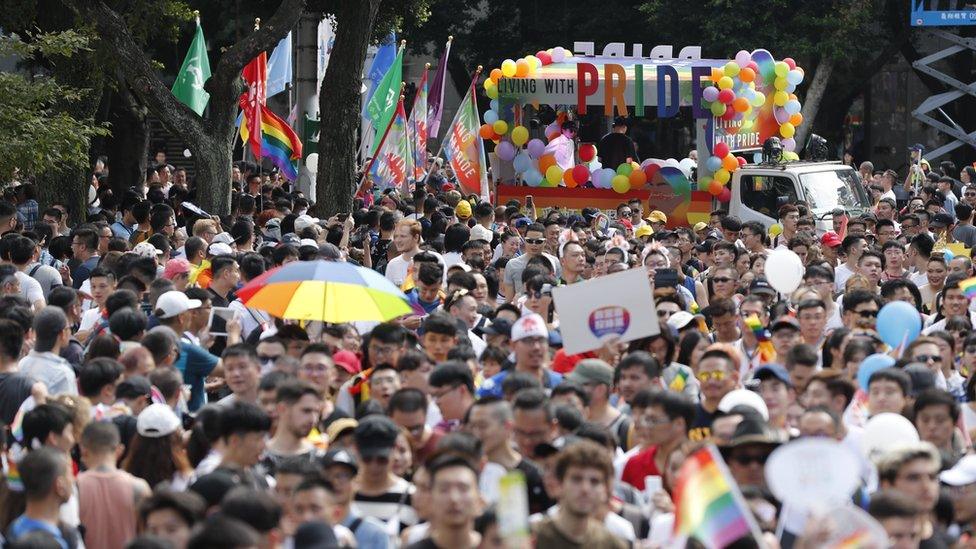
171, 20, 212, 116
366, 46, 403, 154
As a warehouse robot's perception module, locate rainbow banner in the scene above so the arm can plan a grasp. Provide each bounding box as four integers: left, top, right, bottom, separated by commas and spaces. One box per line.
673, 445, 763, 548
408, 66, 429, 180
240, 105, 303, 180
961, 276, 976, 299
370, 97, 412, 193
443, 80, 488, 198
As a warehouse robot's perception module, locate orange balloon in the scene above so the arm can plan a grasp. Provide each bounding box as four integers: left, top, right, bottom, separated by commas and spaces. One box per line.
789, 112, 804, 126
732, 97, 749, 113
479, 124, 494, 139
629, 169, 647, 186
515, 59, 529, 77
539, 154, 557, 173
739, 67, 755, 82
788, 93, 798, 101
711, 68, 724, 83
708, 181, 725, 196
490, 68, 503, 83
722, 154, 738, 172
562, 169, 578, 188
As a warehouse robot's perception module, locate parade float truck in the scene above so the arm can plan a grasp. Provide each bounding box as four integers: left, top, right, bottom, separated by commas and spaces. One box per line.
481, 42, 871, 230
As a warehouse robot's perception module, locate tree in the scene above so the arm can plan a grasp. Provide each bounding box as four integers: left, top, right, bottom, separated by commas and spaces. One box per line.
62, 0, 306, 214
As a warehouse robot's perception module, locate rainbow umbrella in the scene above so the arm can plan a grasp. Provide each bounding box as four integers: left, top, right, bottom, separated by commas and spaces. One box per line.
237, 260, 411, 322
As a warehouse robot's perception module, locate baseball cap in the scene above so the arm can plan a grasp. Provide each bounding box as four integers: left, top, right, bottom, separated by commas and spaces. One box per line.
441, 183, 455, 192
940, 454, 976, 486
208, 242, 234, 256
132, 241, 162, 259
820, 231, 842, 248
455, 201, 472, 219
752, 364, 793, 388
470, 224, 493, 243
693, 222, 708, 232
612, 116, 629, 127
294, 214, 320, 234
646, 210, 667, 224
299, 238, 319, 249
931, 212, 954, 228
511, 313, 549, 342
154, 290, 202, 319
513, 217, 533, 229
770, 316, 800, 332
325, 417, 358, 443
635, 225, 653, 238
667, 311, 698, 331
322, 448, 359, 473
163, 258, 191, 280
482, 318, 513, 338
136, 403, 181, 438
859, 212, 877, 223
212, 232, 235, 245
116, 375, 151, 400
332, 350, 362, 375
565, 359, 614, 386
749, 277, 776, 296
353, 415, 399, 458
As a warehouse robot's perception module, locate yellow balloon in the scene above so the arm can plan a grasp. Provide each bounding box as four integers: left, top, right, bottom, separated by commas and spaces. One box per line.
718, 76, 734, 90
769, 223, 783, 237
784, 151, 800, 161
723, 62, 740, 78
486, 85, 498, 99
511, 126, 529, 146
714, 168, 731, 184
483, 78, 496, 91
780, 122, 796, 138
773, 91, 788, 106
493, 120, 509, 135
774, 77, 787, 91
611, 175, 631, 194
526, 55, 540, 70
546, 166, 563, 185
774, 61, 789, 77
501, 59, 517, 78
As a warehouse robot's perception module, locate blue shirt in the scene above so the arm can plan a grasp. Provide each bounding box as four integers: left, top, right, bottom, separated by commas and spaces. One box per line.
175, 340, 219, 411
110, 220, 133, 239
405, 288, 442, 316
8, 516, 68, 549
341, 512, 390, 549
477, 368, 563, 399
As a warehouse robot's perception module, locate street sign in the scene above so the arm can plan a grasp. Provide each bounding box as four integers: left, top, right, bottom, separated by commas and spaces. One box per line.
911, 1, 976, 27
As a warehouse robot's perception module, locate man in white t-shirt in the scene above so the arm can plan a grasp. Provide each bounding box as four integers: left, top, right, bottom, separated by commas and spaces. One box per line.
834, 235, 866, 293
384, 219, 442, 288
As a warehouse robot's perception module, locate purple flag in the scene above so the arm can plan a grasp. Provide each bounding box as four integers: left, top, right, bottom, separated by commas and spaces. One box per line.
426, 37, 453, 139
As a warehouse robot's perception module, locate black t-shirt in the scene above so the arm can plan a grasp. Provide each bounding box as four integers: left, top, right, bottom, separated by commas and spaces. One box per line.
406, 539, 443, 549
516, 458, 554, 515
0, 372, 34, 425
689, 402, 718, 442
597, 132, 639, 171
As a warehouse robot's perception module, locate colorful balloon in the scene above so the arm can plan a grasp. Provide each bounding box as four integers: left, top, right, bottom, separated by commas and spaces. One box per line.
511, 126, 529, 146
789, 112, 803, 126
710, 101, 727, 117
718, 188, 731, 203
736, 156, 747, 167
780, 122, 795, 138
562, 169, 578, 188
751, 92, 766, 107
723, 61, 740, 77
539, 154, 557, 173
501, 59, 517, 78
739, 67, 756, 83
702, 86, 720, 103
705, 156, 722, 172
579, 143, 597, 162
527, 139, 545, 158
773, 91, 789, 106
784, 99, 802, 115
774, 61, 789, 78
718, 76, 734, 90
525, 169, 542, 187
643, 162, 660, 180
513, 152, 532, 173
711, 67, 724, 83
718, 89, 735, 104
629, 169, 647, 186
713, 142, 730, 158
714, 168, 731, 184
572, 165, 590, 185
489, 68, 502, 83
611, 175, 631, 194
484, 110, 498, 124
722, 155, 738, 172
781, 138, 796, 152
479, 124, 494, 139
515, 59, 529, 77
545, 165, 562, 185
735, 50, 752, 67
492, 120, 508, 135
708, 180, 724, 195
733, 97, 749, 113
769, 223, 783, 237
616, 163, 633, 176
551, 46, 567, 63
496, 141, 516, 161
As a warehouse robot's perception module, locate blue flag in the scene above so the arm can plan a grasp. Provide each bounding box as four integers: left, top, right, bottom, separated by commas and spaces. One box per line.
266, 32, 293, 98
361, 32, 396, 118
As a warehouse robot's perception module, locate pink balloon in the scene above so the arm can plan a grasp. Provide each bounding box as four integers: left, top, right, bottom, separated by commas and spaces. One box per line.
784, 57, 796, 70
774, 107, 790, 125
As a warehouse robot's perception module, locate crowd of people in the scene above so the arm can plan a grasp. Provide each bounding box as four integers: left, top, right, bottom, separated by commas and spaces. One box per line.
2, 149, 976, 549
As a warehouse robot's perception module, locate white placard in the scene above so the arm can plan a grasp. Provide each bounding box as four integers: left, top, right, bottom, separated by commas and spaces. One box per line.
764, 438, 861, 509
552, 267, 660, 355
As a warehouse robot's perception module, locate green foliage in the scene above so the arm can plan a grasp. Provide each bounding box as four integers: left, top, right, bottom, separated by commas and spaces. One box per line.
0, 33, 108, 181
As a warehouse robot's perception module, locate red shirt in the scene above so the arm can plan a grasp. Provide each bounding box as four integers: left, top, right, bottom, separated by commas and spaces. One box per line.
621, 446, 661, 490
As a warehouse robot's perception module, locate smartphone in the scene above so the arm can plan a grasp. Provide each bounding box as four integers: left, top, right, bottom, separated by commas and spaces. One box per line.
208, 307, 238, 336
337, 213, 349, 222
525, 195, 535, 210
654, 268, 679, 288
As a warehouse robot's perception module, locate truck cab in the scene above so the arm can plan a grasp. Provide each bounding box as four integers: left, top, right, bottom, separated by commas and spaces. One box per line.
728, 161, 872, 233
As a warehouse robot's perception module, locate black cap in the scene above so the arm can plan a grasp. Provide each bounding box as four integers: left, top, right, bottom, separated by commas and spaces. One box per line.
904, 364, 934, 397
694, 240, 715, 254
322, 448, 359, 473
116, 376, 151, 400
482, 318, 513, 338
652, 230, 676, 242
908, 143, 925, 151
353, 415, 399, 459
749, 277, 776, 296
293, 521, 339, 549
859, 212, 877, 222
770, 316, 800, 332
931, 212, 954, 228
612, 116, 629, 127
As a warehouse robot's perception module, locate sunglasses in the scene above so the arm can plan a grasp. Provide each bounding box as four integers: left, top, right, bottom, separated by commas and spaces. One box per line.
731, 453, 769, 466
913, 354, 941, 363
854, 309, 878, 318
696, 370, 727, 382
527, 289, 552, 300
525, 238, 545, 245
713, 277, 734, 284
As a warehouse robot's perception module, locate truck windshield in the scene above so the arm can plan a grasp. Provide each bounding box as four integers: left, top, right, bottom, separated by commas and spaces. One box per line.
799, 169, 870, 214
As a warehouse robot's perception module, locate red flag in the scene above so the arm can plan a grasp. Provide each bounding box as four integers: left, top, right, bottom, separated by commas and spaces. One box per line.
239, 52, 268, 158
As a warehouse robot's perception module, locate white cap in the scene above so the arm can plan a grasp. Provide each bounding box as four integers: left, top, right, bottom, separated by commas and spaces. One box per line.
299, 238, 319, 248
941, 454, 976, 486
667, 311, 697, 331
131, 241, 162, 259
212, 232, 234, 245
717, 389, 770, 421
137, 403, 181, 438
294, 214, 320, 234
208, 242, 234, 256
470, 224, 494, 243
154, 290, 202, 319
511, 313, 549, 342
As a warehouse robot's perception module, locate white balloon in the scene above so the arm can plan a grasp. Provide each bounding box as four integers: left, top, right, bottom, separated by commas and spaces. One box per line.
718, 389, 769, 420
679, 158, 696, 169
765, 248, 804, 294
182, 149, 192, 158
664, 158, 681, 168
305, 153, 319, 172
861, 413, 919, 461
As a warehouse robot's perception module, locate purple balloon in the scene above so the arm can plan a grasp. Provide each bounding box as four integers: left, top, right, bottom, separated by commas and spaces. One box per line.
702, 86, 720, 103
735, 50, 752, 67
774, 107, 790, 125
496, 141, 516, 162
782, 138, 796, 152
527, 139, 546, 159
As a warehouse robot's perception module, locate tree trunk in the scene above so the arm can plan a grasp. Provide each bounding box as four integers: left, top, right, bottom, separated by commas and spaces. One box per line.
105, 80, 150, 195
795, 57, 835, 151
313, 0, 382, 217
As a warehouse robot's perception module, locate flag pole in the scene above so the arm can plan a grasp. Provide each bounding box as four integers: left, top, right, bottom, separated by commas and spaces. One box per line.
707, 445, 769, 549
355, 84, 406, 198
414, 62, 430, 174
421, 65, 483, 190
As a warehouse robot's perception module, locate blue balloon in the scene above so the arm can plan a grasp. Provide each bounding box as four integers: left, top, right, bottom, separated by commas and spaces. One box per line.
525, 169, 542, 187
513, 152, 532, 173
490, 99, 499, 111
857, 353, 896, 390
705, 156, 723, 173
876, 301, 922, 348
484, 110, 498, 124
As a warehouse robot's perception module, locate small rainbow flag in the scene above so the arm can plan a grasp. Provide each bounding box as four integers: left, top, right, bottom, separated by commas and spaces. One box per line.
744, 314, 776, 364
669, 368, 690, 392
960, 276, 976, 299
830, 528, 873, 549
240, 104, 303, 180
673, 446, 763, 548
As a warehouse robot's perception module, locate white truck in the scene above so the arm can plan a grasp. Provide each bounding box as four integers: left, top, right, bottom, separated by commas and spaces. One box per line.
728, 161, 872, 233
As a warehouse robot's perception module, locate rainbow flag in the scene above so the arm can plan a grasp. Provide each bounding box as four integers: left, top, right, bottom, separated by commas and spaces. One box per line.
240, 104, 303, 180
370, 97, 412, 193
744, 314, 776, 363
960, 276, 976, 299
669, 368, 689, 392
831, 528, 872, 548
408, 66, 429, 180
673, 446, 762, 548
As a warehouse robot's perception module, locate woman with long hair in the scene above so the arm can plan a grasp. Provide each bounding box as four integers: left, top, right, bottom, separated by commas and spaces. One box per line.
123, 404, 194, 490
